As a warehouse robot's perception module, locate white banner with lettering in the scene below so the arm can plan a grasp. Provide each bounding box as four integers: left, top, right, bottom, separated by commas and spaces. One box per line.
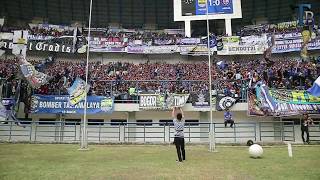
139, 94, 189, 110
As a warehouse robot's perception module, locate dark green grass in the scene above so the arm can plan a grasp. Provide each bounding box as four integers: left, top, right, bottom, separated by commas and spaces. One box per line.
0, 144, 319, 180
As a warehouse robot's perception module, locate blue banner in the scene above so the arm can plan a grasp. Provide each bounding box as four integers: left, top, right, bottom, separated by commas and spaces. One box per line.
272, 34, 320, 53
31, 95, 114, 114
196, 0, 233, 15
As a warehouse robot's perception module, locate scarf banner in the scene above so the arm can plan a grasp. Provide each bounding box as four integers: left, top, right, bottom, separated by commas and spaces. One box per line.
67, 78, 90, 105
18, 56, 49, 88
31, 95, 114, 114
248, 83, 320, 117
139, 93, 189, 110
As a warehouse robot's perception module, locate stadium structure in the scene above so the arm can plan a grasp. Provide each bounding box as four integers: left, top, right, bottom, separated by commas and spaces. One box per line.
0, 0, 319, 147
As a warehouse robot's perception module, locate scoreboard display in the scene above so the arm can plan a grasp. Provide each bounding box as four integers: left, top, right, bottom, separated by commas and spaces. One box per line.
182, 0, 233, 16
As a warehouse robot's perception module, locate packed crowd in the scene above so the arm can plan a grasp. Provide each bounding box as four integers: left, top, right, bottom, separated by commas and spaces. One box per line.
1, 55, 319, 102
29, 26, 74, 38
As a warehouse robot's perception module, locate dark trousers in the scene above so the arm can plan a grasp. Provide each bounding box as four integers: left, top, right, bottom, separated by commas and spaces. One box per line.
301, 128, 309, 143
174, 137, 185, 162
224, 120, 234, 127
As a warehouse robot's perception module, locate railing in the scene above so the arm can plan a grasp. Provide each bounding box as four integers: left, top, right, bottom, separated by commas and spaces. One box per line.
309, 121, 320, 142
0, 120, 310, 144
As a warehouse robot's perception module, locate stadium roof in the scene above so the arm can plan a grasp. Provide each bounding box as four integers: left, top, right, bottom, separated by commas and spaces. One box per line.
0, 0, 319, 33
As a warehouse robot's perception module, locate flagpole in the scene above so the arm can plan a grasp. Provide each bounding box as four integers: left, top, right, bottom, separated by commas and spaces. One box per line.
206, 0, 216, 152
80, 0, 93, 150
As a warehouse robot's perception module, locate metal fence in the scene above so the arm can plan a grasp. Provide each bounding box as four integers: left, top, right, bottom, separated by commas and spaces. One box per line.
1, 120, 316, 144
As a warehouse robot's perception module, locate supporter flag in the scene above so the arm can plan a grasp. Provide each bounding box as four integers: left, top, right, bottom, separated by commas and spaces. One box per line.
12, 30, 28, 57
67, 78, 90, 105
216, 94, 236, 111
18, 55, 50, 88
300, 30, 311, 60
201, 35, 217, 48
307, 76, 320, 97
0, 100, 7, 120
0, 41, 5, 57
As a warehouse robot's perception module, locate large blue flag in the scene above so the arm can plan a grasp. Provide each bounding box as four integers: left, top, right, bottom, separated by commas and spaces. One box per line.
307, 76, 320, 97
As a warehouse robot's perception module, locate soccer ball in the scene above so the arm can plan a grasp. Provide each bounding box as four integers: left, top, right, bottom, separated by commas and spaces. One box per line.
249, 144, 263, 158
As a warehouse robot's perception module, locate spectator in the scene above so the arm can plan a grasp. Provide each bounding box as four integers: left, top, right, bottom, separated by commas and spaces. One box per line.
224, 108, 234, 128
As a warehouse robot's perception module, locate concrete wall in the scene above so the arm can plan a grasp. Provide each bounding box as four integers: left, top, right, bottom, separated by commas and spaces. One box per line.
2, 103, 318, 144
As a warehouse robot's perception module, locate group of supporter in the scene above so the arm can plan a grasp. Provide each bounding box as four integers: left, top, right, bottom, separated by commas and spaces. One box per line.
1, 55, 319, 103
29, 27, 74, 38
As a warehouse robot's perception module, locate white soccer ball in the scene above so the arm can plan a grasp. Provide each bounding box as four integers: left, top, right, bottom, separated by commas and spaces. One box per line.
249, 144, 263, 158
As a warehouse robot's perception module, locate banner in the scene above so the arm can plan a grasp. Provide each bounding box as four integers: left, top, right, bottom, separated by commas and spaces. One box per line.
67, 78, 90, 105
90, 47, 126, 52
217, 44, 267, 55
217, 35, 268, 55
154, 39, 173, 46
180, 38, 201, 45
90, 37, 126, 52
139, 94, 189, 110
31, 95, 114, 114
248, 83, 320, 116
127, 46, 145, 53
190, 92, 210, 107
268, 89, 320, 104
180, 45, 215, 55
272, 33, 320, 53
216, 94, 237, 111
2, 40, 74, 53
143, 45, 178, 54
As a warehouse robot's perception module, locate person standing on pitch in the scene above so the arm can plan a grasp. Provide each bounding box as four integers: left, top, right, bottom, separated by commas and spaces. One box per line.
172, 107, 185, 163
301, 113, 314, 144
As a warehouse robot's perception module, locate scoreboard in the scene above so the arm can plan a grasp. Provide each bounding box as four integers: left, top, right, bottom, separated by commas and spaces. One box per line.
182, 0, 234, 16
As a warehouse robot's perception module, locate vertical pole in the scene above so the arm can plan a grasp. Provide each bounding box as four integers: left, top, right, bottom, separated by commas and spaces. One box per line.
184, 20, 191, 37
80, 0, 93, 150
206, 0, 216, 152
225, 19, 232, 36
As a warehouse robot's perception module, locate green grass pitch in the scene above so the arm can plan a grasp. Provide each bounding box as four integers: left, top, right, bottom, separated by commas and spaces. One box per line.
0, 144, 319, 180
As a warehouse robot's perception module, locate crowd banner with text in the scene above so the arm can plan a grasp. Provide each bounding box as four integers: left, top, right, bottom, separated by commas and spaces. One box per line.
31, 95, 114, 114
248, 82, 320, 117
90, 36, 126, 52
143, 45, 178, 54
272, 32, 320, 53
180, 45, 215, 55
139, 94, 189, 110
217, 35, 268, 55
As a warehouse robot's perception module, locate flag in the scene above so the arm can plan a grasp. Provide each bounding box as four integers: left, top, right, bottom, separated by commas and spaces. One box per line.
67, 78, 90, 105
18, 55, 49, 88
216, 94, 236, 111
12, 30, 28, 57
0, 101, 7, 119
307, 76, 320, 97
